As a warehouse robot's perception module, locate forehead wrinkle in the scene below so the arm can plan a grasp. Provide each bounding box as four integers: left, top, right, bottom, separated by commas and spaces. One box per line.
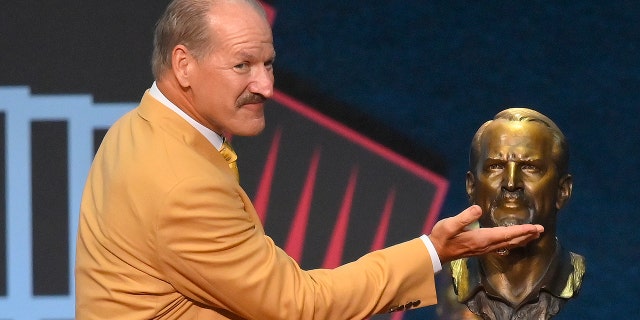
208, 4, 273, 50
484, 121, 552, 152
236, 49, 255, 60
485, 146, 542, 162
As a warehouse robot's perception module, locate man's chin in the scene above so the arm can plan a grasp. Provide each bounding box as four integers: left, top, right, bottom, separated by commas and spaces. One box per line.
494, 216, 526, 227
230, 118, 265, 136
235, 128, 265, 137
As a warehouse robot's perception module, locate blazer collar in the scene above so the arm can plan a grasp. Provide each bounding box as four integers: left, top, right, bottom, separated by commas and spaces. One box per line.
136, 90, 227, 168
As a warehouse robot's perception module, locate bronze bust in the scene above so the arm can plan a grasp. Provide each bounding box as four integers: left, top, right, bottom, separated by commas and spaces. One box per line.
450, 108, 585, 319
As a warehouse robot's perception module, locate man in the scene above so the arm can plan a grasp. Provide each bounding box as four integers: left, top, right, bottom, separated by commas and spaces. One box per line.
451, 108, 586, 319
75, 1, 543, 319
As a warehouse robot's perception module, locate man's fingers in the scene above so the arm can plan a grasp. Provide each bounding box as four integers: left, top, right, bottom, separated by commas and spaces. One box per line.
453, 205, 483, 232
430, 207, 544, 262
493, 224, 545, 247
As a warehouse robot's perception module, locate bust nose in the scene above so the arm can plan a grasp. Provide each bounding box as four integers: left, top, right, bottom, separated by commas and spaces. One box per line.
504, 162, 521, 191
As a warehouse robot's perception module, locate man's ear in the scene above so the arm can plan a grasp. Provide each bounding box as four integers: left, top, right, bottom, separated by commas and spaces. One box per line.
556, 174, 573, 209
465, 171, 475, 203
171, 44, 193, 88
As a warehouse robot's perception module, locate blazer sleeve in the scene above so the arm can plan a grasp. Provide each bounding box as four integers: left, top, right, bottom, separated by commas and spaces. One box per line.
156, 175, 437, 319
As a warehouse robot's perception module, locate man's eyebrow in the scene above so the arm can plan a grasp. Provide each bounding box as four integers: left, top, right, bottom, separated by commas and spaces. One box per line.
236, 50, 255, 60
235, 48, 276, 61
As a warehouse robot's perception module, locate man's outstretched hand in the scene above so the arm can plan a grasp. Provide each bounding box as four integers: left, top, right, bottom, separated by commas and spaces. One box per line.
428, 205, 544, 263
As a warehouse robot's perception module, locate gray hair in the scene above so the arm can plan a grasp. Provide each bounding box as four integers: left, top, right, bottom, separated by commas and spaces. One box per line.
151, 0, 268, 79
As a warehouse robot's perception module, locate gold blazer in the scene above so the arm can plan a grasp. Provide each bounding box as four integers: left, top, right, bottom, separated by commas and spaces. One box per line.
75, 91, 437, 319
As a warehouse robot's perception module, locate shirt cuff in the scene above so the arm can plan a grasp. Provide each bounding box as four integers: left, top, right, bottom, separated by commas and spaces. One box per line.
419, 234, 442, 274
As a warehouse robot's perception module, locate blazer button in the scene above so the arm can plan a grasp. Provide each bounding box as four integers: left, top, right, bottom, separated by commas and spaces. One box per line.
389, 305, 405, 312
402, 300, 420, 310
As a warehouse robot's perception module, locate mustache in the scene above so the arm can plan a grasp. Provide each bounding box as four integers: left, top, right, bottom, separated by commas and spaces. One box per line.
500, 189, 525, 202
237, 93, 266, 106
489, 189, 534, 226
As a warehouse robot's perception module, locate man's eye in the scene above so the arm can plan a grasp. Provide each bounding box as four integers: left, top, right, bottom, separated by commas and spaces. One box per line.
522, 164, 539, 173
489, 164, 504, 170
265, 59, 274, 71
234, 63, 249, 71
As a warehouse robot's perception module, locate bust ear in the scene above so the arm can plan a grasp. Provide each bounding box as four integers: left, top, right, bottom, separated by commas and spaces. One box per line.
556, 174, 573, 209
171, 44, 193, 88
465, 171, 475, 203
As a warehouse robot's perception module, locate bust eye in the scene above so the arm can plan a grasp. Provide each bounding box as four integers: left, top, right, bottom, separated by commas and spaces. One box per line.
489, 164, 504, 170
521, 164, 540, 173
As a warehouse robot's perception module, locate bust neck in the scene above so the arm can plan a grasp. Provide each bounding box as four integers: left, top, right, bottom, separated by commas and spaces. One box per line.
479, 236, 558, 307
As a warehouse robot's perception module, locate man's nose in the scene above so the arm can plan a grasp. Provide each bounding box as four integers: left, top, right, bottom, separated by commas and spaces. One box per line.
248, 66, 274, 99
504, 162, 522, 190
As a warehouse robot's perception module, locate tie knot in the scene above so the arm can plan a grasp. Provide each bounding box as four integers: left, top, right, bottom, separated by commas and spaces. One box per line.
219, 141, 239, 182
220, 141, 237, 163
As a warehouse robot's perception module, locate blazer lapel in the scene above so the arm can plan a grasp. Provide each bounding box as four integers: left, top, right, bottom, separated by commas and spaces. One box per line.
135, 91, 265, 233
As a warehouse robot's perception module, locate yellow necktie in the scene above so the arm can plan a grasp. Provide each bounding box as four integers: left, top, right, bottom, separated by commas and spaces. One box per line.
219, 141, 240, 182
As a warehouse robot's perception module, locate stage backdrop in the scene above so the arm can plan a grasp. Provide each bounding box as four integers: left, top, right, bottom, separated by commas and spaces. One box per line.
0, 83, 447, 320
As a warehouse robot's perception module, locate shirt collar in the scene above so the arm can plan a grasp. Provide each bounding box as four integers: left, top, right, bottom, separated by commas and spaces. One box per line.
452, 240, 580, 305
149, 81, 224, 150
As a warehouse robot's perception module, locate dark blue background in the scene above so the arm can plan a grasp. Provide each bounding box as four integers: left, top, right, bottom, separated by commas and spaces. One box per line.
269, 1, 639, 319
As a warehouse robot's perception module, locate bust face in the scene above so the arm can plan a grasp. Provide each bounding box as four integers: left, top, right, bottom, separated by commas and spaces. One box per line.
467, 119, 566, 231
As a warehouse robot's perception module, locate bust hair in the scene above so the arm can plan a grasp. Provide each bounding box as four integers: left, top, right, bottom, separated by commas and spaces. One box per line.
469, 107, 569, 175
